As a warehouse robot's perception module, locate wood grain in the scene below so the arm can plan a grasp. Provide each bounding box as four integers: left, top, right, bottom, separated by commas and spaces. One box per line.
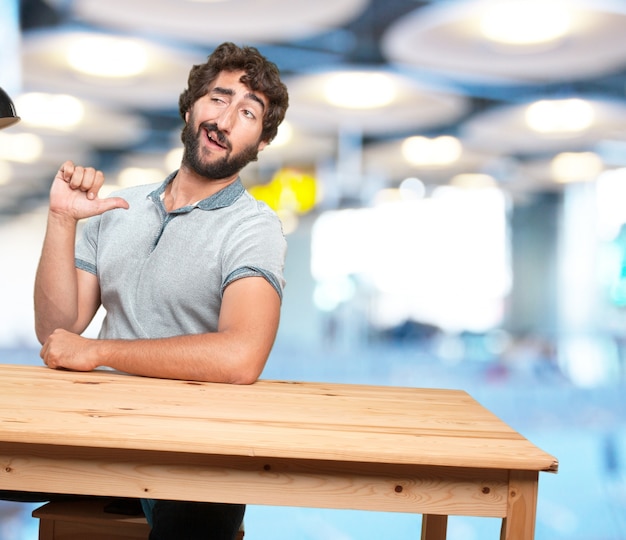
1, 442, 510, 515
0, 363, 557, 539
0, 365, 558, 472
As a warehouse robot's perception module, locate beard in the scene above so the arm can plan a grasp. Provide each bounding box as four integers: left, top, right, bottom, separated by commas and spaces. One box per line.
181, 120, 261, 180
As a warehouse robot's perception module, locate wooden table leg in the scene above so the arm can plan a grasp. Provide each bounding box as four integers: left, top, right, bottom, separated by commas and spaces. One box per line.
421, 514, 448, 540
500, 470, 539, 540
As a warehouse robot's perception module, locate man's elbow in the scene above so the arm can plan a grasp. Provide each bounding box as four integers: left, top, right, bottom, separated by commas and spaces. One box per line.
230, 360, 265, 385
231, 372, 260, 385
34, 321, 51, 346
228, 351, 268, 385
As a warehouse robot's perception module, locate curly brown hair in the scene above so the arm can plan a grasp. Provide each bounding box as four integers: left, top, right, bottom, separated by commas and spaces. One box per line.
179, 42, 289, 143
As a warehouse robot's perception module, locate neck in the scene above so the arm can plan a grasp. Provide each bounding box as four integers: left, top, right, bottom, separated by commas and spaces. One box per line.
165, 165, 238, 211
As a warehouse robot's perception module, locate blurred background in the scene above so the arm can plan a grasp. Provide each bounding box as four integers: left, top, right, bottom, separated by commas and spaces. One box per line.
1, 0, 626, 538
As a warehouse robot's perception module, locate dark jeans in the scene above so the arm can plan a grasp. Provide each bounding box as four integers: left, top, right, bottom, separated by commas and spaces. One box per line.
149, 500, 245, 540
0, 491, 93, 503
0, 491, 245, 540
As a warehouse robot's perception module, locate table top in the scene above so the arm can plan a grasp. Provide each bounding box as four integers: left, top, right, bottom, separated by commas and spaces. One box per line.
0, 364, 558, 473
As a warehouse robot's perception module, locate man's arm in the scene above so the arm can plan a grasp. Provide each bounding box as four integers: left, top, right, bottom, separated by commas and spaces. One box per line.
34, 216, 102, 342
34, 161, 129, 343
40, 276, 281, 384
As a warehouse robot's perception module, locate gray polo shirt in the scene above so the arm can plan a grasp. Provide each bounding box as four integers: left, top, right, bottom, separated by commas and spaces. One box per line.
75, 174, 287, 340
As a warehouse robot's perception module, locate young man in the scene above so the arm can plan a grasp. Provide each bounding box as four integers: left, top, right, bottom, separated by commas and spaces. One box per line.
32, 42, 290, 540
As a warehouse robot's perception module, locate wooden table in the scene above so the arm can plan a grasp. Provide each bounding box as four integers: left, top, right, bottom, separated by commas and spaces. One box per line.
0, 364, 557, 539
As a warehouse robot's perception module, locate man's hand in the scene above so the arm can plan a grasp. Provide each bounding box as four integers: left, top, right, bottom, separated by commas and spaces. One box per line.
40, 328, 100, 372
50, 160, 129, 221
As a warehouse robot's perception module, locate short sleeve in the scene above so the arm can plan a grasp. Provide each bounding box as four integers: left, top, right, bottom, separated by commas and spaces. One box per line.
74, 215, 102, 275
221, 206, 287, 299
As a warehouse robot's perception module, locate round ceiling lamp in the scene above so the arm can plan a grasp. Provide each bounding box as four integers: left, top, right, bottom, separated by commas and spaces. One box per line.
22, 30, 198, 109
285, 69, 468, 135
323, 72, 397, 109
63, 0, 368, 44
480, 1, 571, 46
0, 87, 20, 130
66, 35, 148, 78
381, 0, 626, 83
460, 98, 626, 155
525, 99, 595, 134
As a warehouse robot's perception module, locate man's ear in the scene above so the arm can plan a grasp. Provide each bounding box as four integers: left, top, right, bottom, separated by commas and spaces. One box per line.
258, 140, 268, 152
185, 111, 190, 123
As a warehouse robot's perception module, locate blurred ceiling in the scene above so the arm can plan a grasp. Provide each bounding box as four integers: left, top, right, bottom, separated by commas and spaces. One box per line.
2, 0, 626, 220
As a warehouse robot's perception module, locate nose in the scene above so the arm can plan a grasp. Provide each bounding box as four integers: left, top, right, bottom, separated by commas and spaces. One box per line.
215, 104, 236, 133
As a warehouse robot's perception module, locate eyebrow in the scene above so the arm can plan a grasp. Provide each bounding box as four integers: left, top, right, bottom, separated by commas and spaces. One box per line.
212, 86, 266, 111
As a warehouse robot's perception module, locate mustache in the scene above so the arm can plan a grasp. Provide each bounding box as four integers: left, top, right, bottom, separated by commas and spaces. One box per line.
200, 122, 231, 150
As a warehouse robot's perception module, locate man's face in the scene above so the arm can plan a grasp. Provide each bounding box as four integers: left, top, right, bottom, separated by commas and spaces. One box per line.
181, 70, 268, 180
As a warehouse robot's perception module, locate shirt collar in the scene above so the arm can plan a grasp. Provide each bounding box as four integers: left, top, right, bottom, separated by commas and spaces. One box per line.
149, 171, 245, 212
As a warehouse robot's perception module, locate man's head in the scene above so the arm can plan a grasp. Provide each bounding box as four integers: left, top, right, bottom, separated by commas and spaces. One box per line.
179, 42, 289, 145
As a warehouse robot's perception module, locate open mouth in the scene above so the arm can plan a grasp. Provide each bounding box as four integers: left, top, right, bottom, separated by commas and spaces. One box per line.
207, 130, 228, 150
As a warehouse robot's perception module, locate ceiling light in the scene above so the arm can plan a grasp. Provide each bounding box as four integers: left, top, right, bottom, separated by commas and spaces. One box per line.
67, 36, 148, 78
165, 147, 184, 172
401, 136, 462, 166
0, 132, 43, 163
276, 209, 299, 235
324, 72, 396, 109
480, 1, 571, 46
399, 177, 426, 199
0, 161, 12, 185
0, 87, 20, 129
551, 152, 603, 183
373, 188, 404, 206
15, 93, 84, 129
526, 98, 594, 134
118, 167, 165, 187
270, 121, 293, 148
451, 173, 497, 189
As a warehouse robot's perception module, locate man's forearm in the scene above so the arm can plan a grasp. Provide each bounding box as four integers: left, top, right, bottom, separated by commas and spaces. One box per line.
39, 275, 281, 385
34, 213, 80, 343
42, 330, 272, 385
101, 333, 262, 384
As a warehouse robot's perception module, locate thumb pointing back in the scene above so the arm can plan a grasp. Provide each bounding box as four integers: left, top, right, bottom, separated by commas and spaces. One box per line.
97, 196, 130, 214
